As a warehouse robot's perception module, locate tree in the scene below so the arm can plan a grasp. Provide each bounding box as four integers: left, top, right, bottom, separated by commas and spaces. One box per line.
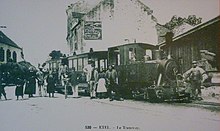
164, 15, 202, 30
49, 50, 63, 59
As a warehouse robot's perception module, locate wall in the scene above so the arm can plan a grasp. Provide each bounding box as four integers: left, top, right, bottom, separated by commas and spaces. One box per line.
162, 17, 220, 73
67, 0, 158, 54
0, 43, 23, 64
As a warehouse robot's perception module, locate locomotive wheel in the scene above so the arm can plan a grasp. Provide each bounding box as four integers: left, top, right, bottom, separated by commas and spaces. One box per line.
147, 88, 163, 102
181, 93, 191, 103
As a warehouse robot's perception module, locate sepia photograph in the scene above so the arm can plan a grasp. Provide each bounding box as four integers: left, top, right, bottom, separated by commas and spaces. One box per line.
0, 0, 219, 130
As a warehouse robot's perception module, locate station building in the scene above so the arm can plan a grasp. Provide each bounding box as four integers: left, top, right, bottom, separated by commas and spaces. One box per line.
160, 16, 220, 73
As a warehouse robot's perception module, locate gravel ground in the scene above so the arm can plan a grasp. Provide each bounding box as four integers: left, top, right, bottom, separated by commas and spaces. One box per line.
0, 86, 220, 131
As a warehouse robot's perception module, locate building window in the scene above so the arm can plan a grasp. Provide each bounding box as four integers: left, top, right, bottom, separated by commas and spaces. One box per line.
6, 49, 11, 62
74, 29, 78, 50
74, 42, 78, 50
13, 51, 17, 62
0, 47, 5, 62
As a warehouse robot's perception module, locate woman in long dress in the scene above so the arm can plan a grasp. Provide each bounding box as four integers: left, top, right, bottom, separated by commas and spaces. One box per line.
47, 73, 55, 97
96, 70, 107, 99
24, 72, 36, 98
15, 78, 25, 100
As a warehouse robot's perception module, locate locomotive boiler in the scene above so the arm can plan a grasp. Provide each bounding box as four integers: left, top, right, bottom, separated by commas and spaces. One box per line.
108, 43, 190, 102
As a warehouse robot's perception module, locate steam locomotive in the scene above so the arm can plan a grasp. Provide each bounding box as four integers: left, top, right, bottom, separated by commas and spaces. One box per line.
108, 43, 190, 102
45, 43, 190, 101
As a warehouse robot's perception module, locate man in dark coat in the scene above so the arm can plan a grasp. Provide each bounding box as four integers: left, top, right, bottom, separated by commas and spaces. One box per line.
24, 69, 36, 98
106, 65, 123, 101
24, 68, 36, 98
15, 78, 25, 100
0, 71, 7, 100
47, 72, 55, 97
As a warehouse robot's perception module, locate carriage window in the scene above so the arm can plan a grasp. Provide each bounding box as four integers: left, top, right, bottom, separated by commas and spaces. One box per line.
100, 59, 107, 69
78, 58, 83, 71
144, 50, 152, 61
129, 48, 136, 62
68, 59, 73, 69
73, 59, 77, 71
48, 63, 51, 70
117, 54, 120, 65
100, 59, 105, 70
83, 57, 88, 68
95, 60, 98, 68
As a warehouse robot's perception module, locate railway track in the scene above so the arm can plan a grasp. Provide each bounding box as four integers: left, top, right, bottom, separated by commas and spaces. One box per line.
192, 101, 220, 106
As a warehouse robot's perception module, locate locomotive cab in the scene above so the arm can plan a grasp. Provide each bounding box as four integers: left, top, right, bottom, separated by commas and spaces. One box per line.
108, 43, 189, 101
108, 43, 162, 99
108, 43, 159, 66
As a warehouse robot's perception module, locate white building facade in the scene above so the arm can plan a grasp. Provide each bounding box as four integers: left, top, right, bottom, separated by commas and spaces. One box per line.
66, 0, 158, 54
0, 31, 23, 64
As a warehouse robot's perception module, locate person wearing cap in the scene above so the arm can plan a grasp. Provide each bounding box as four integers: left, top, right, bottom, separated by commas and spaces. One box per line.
83, 61, 98, 99
183, 61, 208, 100
106, 65, 123, 101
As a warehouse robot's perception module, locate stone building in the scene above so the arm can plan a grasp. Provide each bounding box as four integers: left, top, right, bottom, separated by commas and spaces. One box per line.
0, 31, 24, 64
66, 0, 158, 54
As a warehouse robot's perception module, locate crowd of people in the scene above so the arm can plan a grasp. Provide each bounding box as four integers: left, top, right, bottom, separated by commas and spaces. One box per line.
0, 60, 208, 101
82, 61, 123, 101
0, 60, 124, 101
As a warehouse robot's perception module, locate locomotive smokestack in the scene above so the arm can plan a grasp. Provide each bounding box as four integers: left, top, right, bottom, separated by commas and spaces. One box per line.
165, 32, 174, 59
165, 32, 174, 45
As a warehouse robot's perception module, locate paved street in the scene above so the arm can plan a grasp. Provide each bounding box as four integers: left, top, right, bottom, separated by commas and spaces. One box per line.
1, 86, 220, 131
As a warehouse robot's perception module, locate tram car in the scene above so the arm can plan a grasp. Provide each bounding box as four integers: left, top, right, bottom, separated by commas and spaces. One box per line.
68, 50, 108, 95
46, 50, 108, 95
108, 43, 190, 102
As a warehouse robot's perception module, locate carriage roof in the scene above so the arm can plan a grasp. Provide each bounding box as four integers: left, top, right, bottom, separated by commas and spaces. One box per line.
108, 43, 158, 50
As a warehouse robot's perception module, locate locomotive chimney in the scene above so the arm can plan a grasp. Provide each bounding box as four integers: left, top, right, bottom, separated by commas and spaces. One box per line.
165, 32, 174, 44
165, 32, 174, 59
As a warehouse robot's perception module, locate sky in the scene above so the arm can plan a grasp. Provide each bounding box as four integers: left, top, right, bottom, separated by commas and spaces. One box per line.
0, 0, 219, 66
